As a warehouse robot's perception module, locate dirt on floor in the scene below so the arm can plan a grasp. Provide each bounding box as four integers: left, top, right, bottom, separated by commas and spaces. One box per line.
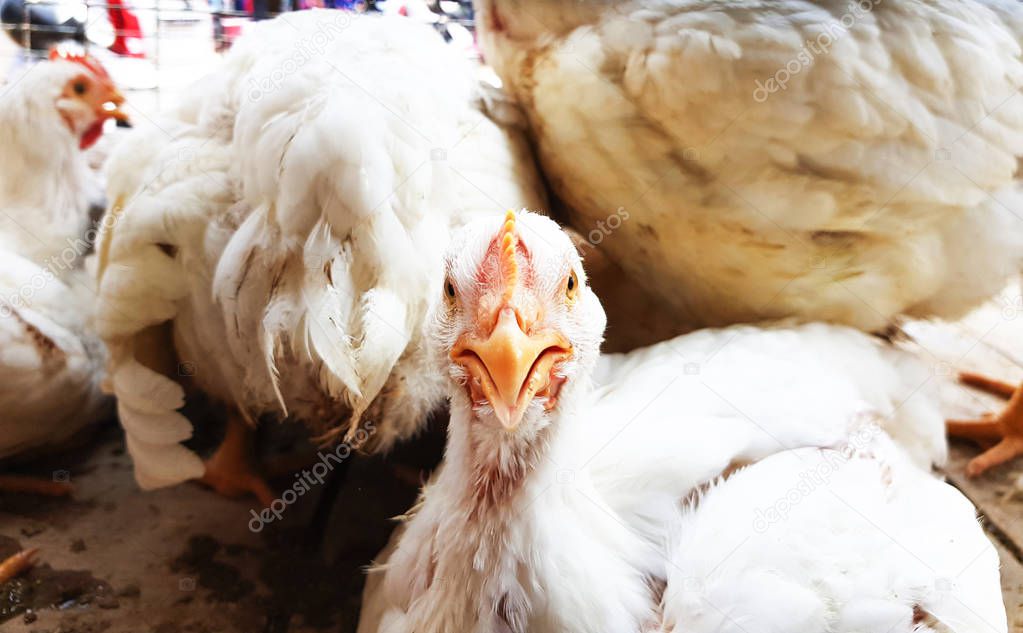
0, 420, 446, 633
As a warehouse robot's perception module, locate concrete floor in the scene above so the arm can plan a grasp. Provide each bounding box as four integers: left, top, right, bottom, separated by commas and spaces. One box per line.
0, 420, 444, 632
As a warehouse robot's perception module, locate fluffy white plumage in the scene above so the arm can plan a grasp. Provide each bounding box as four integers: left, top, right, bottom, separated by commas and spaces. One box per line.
477, 0, 1023, 331
359, 211, 1003, 633
96, 11, 545, 490
664, 443, 1004, 633
0, 59, 114, 459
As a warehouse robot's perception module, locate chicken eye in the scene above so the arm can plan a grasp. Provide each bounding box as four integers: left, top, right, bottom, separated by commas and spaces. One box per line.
565, 270, 579, 302
73, 81, 87, 95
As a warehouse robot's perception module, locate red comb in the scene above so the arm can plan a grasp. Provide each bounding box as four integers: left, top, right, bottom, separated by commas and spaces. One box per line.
499, 210, 519, 303
49, 47, 113, 84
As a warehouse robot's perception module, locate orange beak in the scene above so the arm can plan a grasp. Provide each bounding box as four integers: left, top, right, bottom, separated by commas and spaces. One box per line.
101, 88, 129, 123
452, 306, 572, 431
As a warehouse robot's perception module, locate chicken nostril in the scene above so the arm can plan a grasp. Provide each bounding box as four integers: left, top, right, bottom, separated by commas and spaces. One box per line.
512, 307, 527, 332
501, 304, 536, 334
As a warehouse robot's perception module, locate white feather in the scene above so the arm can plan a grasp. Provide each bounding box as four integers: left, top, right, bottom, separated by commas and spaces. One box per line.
479, 0, 1023, 330
97, 11, 546, 487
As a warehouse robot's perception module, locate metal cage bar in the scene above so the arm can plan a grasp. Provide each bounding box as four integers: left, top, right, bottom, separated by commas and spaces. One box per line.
2, 0, 475, 107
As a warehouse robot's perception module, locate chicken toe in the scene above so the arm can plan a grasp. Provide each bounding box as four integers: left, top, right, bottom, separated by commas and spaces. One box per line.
198, 415, 275, 508
0, 474, 73, 496
948, 374, 1023, 478
0, 548, 38, 585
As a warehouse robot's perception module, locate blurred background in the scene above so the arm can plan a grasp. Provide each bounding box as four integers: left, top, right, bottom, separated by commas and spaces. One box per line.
0, 0, 476, 114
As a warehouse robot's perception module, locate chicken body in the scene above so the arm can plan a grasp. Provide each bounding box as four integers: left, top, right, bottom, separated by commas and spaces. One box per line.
0, 58, 119, 460
97, 11, 545, 490
360, 212, 1002, 633
477, 0, 1023, 331
662, 442, 1004, 633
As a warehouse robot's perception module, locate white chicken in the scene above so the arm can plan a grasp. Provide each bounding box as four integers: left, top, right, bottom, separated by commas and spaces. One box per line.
0, 48, 126, 584
661, 443, 1004, 633
358, 211, 1004, 633
0, 49, 126, 483
475, 0, 1023, 482
96, 11, 545, 504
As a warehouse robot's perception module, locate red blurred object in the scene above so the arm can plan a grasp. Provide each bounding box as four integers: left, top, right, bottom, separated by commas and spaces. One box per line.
106, 0, 146, 58
218, 16, 248, 51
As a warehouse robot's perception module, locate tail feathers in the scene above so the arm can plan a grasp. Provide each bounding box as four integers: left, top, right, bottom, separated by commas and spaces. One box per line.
113, 359, 203, 489
240, 96, 335, 239
312, 111, 403, 235
260, 270, 301, 415
237, 88, 405, 242
212, 205, 293, 403
215, 203, 418, 437
214, 82, 440, 438
349, 287, 411, 426
301, 222, 361, 402
213, 204, 283, 337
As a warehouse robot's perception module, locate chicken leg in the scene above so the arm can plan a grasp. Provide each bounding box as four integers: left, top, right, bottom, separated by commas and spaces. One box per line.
947, 372, 1023, 477
0, 548, 37, 585
198, 413, 276, 508
0, 474, 72, 496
